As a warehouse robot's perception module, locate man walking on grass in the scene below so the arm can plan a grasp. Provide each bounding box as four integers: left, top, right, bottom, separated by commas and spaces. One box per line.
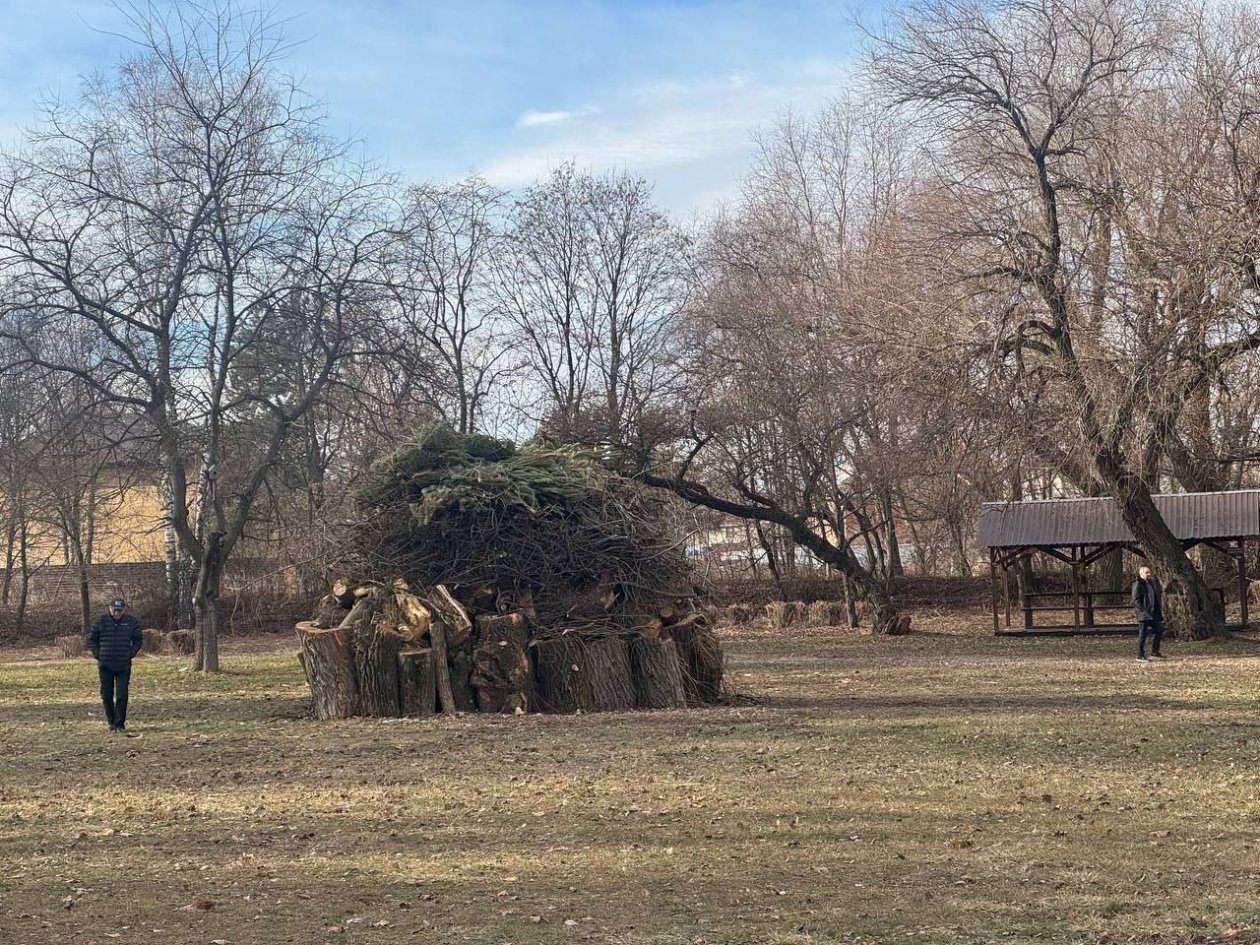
88, 597, 143, 735
1131, 565, 1166, 662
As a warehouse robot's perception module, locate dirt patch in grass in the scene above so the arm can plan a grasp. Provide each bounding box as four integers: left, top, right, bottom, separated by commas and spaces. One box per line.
4, 625, 1260, 945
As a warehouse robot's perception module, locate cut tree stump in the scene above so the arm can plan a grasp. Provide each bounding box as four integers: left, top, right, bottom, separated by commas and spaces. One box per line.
55, 634, 87, 658
330, 579, 358, 608
582, 636, 635, 711
428, 585, 472, 646
398, 647, 437, 716
295, 620, 360, 720
532, 635, 586, 713
472, 613, 531, 713
352, 626, 403, 717
141, 628, 166, 654
629, 636, 687, 709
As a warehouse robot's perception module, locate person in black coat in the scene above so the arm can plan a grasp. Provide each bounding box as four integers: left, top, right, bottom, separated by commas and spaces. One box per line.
88, 597, 143, 732
1131, 565, 1165, 661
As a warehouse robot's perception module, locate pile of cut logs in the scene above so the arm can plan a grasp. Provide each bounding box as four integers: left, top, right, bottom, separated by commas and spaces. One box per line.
295, 579, 724, 720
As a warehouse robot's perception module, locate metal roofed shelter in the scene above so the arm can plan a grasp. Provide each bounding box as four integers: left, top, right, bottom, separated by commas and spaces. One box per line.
977, 490, 1260, 636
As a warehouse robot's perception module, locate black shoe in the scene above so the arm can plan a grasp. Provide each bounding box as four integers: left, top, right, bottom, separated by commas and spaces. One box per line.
1136, 656, 1148, 661
1150, 653, 1166, 660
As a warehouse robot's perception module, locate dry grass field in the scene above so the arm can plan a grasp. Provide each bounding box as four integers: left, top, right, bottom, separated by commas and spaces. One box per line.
4, 615, 1260, 945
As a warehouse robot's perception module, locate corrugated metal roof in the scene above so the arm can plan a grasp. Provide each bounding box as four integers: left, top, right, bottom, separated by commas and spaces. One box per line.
977, 490, 1260, 548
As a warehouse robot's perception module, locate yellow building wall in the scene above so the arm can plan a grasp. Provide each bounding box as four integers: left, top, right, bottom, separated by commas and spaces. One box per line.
1, 476, 167, 566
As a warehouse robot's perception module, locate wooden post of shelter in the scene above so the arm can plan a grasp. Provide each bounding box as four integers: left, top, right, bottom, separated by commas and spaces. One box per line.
1082, 548, 1094, 628
1237, 538, 1249, 628
990, 548, 1000, 635
1070, 546, 1081, 632
1003, 556, 1012, 629
1021, 552, 1033, 629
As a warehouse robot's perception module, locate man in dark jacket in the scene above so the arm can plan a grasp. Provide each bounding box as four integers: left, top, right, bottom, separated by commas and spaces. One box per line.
88, 597, 143, 733
1131, 566, 1165, 662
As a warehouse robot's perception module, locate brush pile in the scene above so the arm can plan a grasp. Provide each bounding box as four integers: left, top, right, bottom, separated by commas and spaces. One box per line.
295, 429, 725, 718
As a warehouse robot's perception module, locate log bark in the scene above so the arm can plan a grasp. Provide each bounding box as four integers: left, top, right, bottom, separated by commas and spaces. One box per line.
398, 647, 437, 717
428, 617, 457, 716
447, 632, 478, 712
671, 622, 725, 705
428, 585, 472, 645
629, 636, 687, 710
141, 627, 166, 654
582, 636, 635, 711
472, 613, 532, 713
295, 620, 359, 720
532, 635, 586, 713
352, 627, 403, 717
393, 589, 432, 643
312, 594, 348, 629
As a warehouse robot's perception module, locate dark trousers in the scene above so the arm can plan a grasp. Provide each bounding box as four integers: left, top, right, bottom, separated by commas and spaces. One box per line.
1137, 619, 1164, 658
98, 666, 132, 727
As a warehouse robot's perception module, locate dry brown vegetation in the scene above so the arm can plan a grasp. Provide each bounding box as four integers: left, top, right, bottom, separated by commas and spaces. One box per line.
5, 614, 1260, 945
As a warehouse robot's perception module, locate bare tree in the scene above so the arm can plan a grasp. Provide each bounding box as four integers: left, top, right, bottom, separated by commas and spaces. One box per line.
0, 2, 402, 669
390, 177, 516, 435
498, 163, 692, 456
869, 0, 1260, 637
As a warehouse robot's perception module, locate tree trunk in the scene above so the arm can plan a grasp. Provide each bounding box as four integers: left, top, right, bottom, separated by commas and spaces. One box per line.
841, 573, 858, 629
15, 515, 29, 636
73, 540, 91, 637
532, 635, 586, 713
398, 648, 436, 717
1112, 482, 1222, 639
352, 626, 403, 717
295, 621, 359, 720
755, 523, 786, 600
471, 613, 532, 713
639, 471, 903, 634
629, 636, 687, 710
1, 518, 14, 605
881, 488, 904, 579
192, 533, 224, 672
582, 636, 636, 711
161, 468, 182, 629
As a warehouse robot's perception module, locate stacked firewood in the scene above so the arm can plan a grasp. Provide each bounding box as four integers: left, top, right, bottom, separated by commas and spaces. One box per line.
295, 578, 725, 720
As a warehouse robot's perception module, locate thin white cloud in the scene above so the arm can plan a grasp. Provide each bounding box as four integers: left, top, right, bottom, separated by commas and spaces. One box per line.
517, 109, 575, 128
482, 59, 851, 209
515, 105, 600, 129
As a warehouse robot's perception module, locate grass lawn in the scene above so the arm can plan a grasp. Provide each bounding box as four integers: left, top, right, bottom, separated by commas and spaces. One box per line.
4, 620, 1260, 945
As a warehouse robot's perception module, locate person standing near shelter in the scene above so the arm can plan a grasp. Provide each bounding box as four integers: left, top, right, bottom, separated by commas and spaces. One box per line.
88, 597, 143, 734
1131, 566, 1166, 661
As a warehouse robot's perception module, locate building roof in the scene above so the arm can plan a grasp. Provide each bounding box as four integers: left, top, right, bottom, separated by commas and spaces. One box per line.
976, 490, 1260, 549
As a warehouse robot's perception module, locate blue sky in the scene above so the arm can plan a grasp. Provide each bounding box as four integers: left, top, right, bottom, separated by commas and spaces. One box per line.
0, 0, 866, 217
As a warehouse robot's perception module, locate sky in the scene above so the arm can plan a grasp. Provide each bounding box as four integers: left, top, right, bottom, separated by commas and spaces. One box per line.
0, 0, 867, 218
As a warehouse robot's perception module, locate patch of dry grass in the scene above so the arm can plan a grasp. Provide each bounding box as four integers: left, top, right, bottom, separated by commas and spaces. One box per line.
4, 623, 1260, 945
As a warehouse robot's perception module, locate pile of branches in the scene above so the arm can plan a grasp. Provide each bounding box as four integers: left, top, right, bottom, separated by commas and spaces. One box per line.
295, 429, 725, 718
354, 428, 698, 636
